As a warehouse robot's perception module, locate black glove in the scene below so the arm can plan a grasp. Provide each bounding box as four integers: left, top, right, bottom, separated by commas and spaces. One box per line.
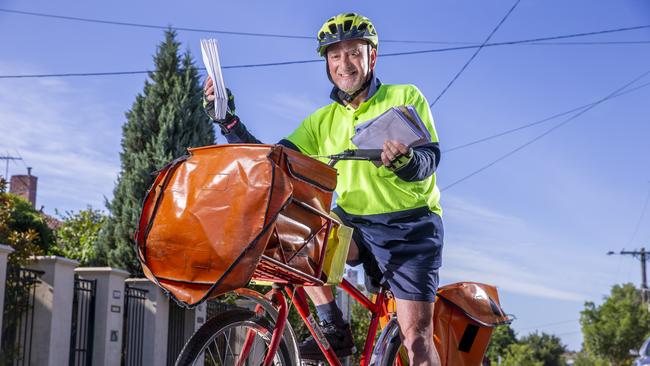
387, 148, 413, 171
203, 88, 238, 133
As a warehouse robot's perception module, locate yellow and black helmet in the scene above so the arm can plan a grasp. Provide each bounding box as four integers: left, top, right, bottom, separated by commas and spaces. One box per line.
317, 13, 378, 56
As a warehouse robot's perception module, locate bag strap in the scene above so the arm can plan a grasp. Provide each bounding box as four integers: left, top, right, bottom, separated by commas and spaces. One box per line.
135, 154, 190, 264
437, 292, 511, 327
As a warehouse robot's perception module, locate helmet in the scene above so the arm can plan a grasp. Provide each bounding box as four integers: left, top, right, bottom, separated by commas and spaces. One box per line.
317, 13, 378, 56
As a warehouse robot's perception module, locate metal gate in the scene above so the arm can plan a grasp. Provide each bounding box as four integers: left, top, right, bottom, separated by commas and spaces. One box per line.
121, 284, 147, 366
69, 276, 97, 366
166, 301, 186, 366
206, 299, 232, 320
1, 266, 43, 366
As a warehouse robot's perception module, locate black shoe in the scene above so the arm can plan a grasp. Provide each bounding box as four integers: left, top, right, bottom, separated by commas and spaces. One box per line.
299, 321, 354, 361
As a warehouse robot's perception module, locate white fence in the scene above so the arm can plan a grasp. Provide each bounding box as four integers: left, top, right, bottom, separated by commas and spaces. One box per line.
0, 244, 205, 366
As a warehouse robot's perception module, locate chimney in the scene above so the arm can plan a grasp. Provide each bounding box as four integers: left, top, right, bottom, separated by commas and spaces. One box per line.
10, 167, 38, 207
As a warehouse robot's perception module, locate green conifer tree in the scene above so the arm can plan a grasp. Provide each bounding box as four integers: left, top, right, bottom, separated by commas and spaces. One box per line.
98, 30, 215, 274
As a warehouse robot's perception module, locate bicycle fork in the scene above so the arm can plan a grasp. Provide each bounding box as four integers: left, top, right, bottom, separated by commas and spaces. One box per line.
236, 286, 289, 366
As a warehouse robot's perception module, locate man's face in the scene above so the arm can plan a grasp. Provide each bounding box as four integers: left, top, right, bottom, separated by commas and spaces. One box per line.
326, 39, 376, 93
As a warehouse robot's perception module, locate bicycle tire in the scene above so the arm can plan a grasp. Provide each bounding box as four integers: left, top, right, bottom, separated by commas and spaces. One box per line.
371, 318, 407, 366
377, 337, 405, 366
381, 340, 406, 366
175, 308, 293, 366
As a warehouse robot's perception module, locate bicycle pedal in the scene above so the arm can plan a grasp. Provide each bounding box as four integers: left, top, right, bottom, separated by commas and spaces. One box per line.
301, 360, 326, 366
301, 352, 355, 366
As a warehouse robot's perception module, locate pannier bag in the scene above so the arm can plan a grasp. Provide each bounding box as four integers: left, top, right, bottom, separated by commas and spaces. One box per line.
434, 282, 511, 365
382, 282, 511, 366
135, 144, 346, 307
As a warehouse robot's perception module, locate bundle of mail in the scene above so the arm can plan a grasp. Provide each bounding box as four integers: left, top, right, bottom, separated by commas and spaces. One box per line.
351, 105, 431, 151
200, 39, 228, 120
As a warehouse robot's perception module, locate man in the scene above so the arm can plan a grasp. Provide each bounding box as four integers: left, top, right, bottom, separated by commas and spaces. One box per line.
204, 13, 443, 365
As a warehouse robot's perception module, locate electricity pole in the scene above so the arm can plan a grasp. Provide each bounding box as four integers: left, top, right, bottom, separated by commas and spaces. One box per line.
608, 248, 649, 302
0, 155, 22, 179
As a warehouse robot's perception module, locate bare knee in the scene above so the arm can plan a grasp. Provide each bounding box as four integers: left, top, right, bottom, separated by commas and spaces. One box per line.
395, 299, 440, 365
400, 318, 434, 353
403, 330, 440, 365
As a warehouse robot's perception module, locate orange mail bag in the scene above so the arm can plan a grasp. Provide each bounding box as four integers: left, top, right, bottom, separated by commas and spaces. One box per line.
433, 282, 511, 365
382, 282, 510, 366
135, 144, 339, 307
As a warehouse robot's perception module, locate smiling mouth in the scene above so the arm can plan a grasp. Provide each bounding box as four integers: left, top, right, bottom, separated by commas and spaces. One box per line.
338, 71, 356, 78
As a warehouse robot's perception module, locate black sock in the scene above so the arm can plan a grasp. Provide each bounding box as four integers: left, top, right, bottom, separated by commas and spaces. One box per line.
315, 300, 346, 326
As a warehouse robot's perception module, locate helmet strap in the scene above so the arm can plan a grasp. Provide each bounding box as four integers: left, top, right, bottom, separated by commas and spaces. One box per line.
335, 76, 372, 104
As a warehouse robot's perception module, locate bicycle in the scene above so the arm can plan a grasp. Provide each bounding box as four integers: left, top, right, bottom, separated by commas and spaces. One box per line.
168, 149, 509, 366
134, 145, 510, 366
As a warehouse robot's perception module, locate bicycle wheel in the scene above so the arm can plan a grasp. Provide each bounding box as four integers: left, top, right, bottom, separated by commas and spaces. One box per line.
381, 341, 407, 366
175, 308, 293, 366
371, 318, 407, 366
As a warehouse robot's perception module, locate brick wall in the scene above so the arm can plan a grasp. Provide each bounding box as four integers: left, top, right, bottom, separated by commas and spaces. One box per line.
10, 172, 38, 206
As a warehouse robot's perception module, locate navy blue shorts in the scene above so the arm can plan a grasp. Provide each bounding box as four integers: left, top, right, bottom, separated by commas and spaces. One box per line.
332, 206, 443, 302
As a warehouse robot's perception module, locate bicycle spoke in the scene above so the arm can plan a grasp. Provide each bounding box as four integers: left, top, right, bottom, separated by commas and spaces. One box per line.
225, 327, 235, 364
249, 336, 257, 366
207, 341, 219, 365
180, 311, 289, 366
253, 336, 264, 366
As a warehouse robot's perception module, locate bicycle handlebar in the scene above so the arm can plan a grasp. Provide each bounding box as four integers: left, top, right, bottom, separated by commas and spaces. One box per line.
320, 149, 383, 166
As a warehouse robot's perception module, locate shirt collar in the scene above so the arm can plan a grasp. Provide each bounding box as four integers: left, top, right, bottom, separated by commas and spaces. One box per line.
329, 73, 382, 106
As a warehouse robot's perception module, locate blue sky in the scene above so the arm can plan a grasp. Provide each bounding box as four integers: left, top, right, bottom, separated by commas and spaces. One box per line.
1, 0, 649, 351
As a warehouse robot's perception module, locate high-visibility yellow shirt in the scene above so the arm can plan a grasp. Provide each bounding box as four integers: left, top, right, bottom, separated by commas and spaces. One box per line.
286, 83, 441, 216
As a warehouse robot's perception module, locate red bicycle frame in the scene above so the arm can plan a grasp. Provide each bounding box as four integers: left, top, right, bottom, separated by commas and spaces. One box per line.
248, 278, 395, 366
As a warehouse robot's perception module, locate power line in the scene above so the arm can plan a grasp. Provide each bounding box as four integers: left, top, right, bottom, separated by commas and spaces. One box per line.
627, 183, 650, 246
0, 70, 153, 79
526, 40, 650, 46
430, 0, 521, 108
441, 69, 650, 192
12, 149, 29, 169
0, 24, 648, 80
607, 248, 650, 302
443, 80, 650, 153
383, 25, 650, 58
0, 155, 22, 179
554, 331, 582, 337
519, 319, 579, 332
0, 35, 642, 80
0, 7, 475, 45
0, 8, 314, 40
0, 60, 322, 79
4, 7, 649, 48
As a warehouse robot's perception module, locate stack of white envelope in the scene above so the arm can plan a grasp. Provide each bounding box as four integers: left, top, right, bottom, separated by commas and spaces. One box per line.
351, 106, 431, 150
200, 39, 228, 120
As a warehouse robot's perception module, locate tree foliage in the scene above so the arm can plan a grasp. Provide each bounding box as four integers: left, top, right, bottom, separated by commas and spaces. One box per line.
519, 331, 567, 366
580, 283, 650, 366
49, 207, 106, 266
0, 178, 50, 265
486, 324, 518, 363
571, 351, 610, 366
501, 343, 544, 366
486, 325, 567, 366
98, 29, 215, 274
